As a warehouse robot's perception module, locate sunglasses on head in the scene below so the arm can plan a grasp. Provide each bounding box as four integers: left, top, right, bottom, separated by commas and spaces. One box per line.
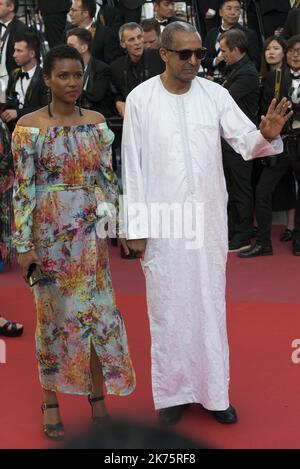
165, 47, 207, 60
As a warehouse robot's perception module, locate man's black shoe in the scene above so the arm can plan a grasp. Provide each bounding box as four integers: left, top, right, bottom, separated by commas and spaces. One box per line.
158, 405, 187, 425
293, 240, 300, 256
211, 405, 237, 424
238, 244, 273, 258
280, 228, 293, 242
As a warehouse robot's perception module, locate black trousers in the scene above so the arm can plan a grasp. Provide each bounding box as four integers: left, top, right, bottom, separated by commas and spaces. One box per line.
255, 145, 300, 246
118, 5, 142, 24
42, 12, 68, 48
222, 146, 253, 242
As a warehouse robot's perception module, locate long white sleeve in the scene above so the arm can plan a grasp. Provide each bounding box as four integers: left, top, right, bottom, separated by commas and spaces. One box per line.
220, 89, 283, 160
121, 94, 148, 239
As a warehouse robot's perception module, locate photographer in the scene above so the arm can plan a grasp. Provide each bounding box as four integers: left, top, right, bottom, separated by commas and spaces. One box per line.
110, 22, 165, 119
240, 35, 300, 257
1, 31, 47, 128
219, 29, 260, 252
203, 0, 261, 79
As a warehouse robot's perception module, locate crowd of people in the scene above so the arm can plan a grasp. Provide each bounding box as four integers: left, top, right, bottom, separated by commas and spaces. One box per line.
0, 0, 299, 444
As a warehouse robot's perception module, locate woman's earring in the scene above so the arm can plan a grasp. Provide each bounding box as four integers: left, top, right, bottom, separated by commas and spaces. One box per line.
78, 95, 83, 116
47, 88, 53, 117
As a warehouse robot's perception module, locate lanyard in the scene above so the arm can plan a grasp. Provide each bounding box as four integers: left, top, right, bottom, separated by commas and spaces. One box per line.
0, 23, 11, 62
83, 60, 92, 90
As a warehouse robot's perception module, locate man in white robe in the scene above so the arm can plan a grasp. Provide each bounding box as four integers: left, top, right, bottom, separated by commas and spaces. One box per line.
121, 21, 292, 425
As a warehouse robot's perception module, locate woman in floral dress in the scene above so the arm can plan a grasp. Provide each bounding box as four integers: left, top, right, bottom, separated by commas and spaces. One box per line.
12, 45, 135, 440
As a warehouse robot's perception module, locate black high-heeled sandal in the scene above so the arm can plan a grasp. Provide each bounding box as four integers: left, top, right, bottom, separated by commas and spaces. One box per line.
88, 395, 110, 425
41, 402, 64, 441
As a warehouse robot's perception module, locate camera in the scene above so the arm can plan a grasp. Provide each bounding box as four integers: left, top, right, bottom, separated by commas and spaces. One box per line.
5, 92, 20, 110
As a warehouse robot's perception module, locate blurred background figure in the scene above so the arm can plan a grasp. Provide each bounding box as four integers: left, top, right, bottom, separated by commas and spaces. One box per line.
2, 31, 48, 130
203, 0, 261, 80
37, 0, 71, 48
195, 0, 221, 40
118, 0, 146, 24
67, 27, 114, 116
282, 0, 300, 39
245, 0, 291, 41
0, 0, 28, 96
153, 0, 178, 30
110, 22, 164, 119
141, 17, 161, 49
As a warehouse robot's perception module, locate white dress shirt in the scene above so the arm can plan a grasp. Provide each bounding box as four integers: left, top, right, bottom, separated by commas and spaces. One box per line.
14, 65, 37, 108
0, 19, 12, 92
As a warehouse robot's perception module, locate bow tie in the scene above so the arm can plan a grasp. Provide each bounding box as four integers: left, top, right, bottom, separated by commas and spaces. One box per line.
290, 70, 300, 79
20, 71, 29, 80
157, 19, 168, 26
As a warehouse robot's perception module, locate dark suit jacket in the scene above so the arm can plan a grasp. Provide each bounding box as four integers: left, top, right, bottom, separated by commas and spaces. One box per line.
197, 0, 220, 15
81, 57, 114, 117
222, 55, 260, 124
203, 22, 261, 74
5, 16, 29, 75
283, 8, 300, 39
110, 49, 165, 102
37, 0, 71, 14
260, 67, 295, 119
6, 65, 48, 119
257, 0, 291, 15
92, 24, 123, 64
222, 55, 260, 153
97, 5, 121, 34
119, 0, 145, 9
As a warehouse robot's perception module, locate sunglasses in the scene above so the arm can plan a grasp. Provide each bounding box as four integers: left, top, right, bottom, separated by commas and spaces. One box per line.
165, 47, 207, 60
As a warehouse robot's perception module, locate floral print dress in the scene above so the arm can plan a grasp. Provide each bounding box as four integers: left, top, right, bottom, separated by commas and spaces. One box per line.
12, 123, 136, 396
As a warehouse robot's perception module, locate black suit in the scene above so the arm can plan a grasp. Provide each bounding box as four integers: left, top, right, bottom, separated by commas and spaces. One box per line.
81, 57, 114, 117
5, 65, 48, 120
203, 22, 261, 76
257, 0, 290, 15
119, 0, 145, 7
195, 0, 221, 39
5, 17, 28, 76
37, 0, 71, 47
118, 0, 145, 23
246, 0, 291, 38
221, 55, 260, 243
97, 5, 121, 35
283, 8, 300, 39
37, 0, 71, 13
92, 24, 123, 64
110, 49, 165, 103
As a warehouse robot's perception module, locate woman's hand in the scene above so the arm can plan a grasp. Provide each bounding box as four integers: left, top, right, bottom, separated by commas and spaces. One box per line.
18, 250, 42, 282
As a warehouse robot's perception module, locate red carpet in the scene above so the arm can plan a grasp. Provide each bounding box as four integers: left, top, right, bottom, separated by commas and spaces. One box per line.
1, 225, 300, 449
